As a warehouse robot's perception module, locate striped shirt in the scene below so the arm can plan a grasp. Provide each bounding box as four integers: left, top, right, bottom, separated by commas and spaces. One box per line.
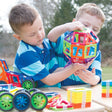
51, 31, 102, 86
13, 39, 61, 88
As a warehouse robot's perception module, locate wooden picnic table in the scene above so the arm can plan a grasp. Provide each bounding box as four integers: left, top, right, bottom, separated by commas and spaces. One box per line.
0, 85, 106, 112
40, 87, 105, 112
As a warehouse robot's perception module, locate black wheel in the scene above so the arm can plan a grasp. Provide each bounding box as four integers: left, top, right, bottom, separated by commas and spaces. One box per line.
0, 92, 13, 111
0, 81, 7, 84
34, 81, 38, 88
13, 91, 31, 111
22, 79, 34, 90
14, 89, 24, 94
15, 89, 30, 95
29, 88, 40, 95
31, 91, 48, 110
0, 89, 9, 94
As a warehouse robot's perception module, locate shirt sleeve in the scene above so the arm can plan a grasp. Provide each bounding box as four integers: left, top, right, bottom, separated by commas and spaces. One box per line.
15, 51, 49, 81
89, 50, 102, 83
50, 31, 71, 67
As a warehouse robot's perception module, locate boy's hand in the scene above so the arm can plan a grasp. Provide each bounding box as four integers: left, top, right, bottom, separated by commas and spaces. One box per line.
75, 68, 100, 85
66, 21, 85, 32
48, 21, 85, 42
74, 58, 94, 73
72, 59, 94, 73
84, 59, 94, 69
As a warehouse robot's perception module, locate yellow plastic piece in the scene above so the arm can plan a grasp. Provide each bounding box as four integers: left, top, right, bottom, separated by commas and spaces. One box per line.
67, 87, 92, 104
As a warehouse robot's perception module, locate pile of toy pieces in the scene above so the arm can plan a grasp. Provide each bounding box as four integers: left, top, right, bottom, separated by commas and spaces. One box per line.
45, 87, 92, 111
0, 84, 48, 111
101, 80, 112, 98
46, 92, 73, 111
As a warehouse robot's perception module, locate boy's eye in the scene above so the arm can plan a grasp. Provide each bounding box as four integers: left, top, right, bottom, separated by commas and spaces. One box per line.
39, 27, 43, 31
93, 28, 99, 32
29, 32, 36, 37
84, 24, 88, 27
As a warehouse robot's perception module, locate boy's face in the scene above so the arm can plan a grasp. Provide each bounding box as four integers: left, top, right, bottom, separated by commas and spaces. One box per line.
16, 15, 45, 46
78, 12, 102, 35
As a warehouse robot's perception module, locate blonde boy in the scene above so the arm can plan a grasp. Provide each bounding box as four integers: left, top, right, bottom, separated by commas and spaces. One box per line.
48, 3, 105, 86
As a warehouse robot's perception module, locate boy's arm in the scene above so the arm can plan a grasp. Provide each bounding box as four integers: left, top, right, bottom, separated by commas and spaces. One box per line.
75, 68, 100, 85
47, 21, 84, 42
75, 52, 102, 85
41, 63, 84, 85
41, 60, 92, 85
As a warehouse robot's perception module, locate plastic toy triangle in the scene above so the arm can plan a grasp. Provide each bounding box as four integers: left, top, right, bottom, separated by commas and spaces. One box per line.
56, 98, 73, 108
86, 34, 96, 44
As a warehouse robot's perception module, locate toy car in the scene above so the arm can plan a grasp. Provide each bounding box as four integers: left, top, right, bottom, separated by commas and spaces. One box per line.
0, 59, 37, 90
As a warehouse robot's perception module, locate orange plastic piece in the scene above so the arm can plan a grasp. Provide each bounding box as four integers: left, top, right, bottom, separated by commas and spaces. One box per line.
6, 72, 21, 87
46, 94, 61, 109
102, 93, 112, 98
0, 59, 21, 87
72, 103, 82, 108
0, 61, 9, 83
72, 102, 91, 109
48, 94, 61, 103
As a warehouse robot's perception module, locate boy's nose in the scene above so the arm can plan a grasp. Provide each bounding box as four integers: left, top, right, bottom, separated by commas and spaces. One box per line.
37, 32, 42, 39
38, 35, 42, 40
88, 26, 92, 31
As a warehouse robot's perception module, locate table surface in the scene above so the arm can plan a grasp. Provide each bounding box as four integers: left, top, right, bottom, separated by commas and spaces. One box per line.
40, 87, 105, 112
62, 84, 112, 112
0, 85, 108, 112
0, 108, 41, 112
91, 84, 112, 112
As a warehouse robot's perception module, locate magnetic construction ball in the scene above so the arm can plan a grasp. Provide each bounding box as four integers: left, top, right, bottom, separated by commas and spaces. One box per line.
63, 28, 99, 64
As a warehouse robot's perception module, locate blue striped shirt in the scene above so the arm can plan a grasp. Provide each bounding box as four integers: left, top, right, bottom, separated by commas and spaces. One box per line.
51, 31, 102, 86
13, 39, 61, 88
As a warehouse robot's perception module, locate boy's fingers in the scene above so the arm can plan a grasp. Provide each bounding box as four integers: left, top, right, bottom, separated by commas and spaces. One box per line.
92, 67, 95, 74
73, 21, 85, 31
86, 59, 94, 68
88, 59, 94, 65
91, 59, 94, 63
75, 70, 80, 74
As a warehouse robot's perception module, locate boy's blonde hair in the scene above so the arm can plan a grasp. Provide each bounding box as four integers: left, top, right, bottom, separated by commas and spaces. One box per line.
9, 3, 39, 34
76, 3, 105, 24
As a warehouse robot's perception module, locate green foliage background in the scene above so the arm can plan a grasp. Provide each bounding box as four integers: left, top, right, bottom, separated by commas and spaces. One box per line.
0, 0, 112, 67
47, 0, 77, 32
46, 0, 112, 65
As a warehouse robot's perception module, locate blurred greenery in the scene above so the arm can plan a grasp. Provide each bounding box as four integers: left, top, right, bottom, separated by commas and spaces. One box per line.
9, 65, 13, 71
46, 0, 77, 33
46, 0, 112, 63
0, 0, 112, 66
102, 67, 112, 80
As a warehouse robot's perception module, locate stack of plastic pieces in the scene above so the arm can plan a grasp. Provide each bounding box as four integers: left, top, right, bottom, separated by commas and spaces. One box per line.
101, 80, 112, 98
67, 87, 92, 109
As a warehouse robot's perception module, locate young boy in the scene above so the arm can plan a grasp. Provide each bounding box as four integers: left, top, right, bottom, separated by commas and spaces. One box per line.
48, 3, 105, 86
9, 3, 90, 88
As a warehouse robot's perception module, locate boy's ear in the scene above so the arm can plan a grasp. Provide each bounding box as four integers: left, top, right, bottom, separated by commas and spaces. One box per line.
13, 34, 21, 40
